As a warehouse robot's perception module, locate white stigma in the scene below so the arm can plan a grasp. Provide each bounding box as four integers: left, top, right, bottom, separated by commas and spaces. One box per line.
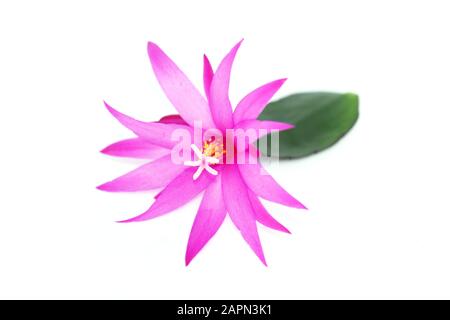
184, 144, 219, 180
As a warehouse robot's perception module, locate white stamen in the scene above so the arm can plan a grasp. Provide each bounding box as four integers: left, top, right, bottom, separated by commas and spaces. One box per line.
190, 144, 203, 158
204, 165, 218, 176
184, 144, 219, 180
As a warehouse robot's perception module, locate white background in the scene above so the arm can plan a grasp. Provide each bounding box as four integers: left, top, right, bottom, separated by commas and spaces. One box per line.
1, 0, 449, 299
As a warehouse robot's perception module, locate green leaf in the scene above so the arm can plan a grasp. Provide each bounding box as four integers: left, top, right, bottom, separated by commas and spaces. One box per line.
257, 92, 359, 159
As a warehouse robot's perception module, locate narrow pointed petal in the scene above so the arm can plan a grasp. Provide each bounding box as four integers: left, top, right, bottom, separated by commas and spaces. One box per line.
101, 138, 170, 159
186, 175, 226, 266
222, 165, 267, 266
203, 55, 214, 101
147, 42, 215, 128
248, 191, 290, 233
209, 40, 243, 130
233, 79, 287, 123
239, 154, 306, 209
104, 102, 191, 149
158, 114, 188, 125
119, 166, 218, 222
234, 120, 294, 143
97, 155, 184, 192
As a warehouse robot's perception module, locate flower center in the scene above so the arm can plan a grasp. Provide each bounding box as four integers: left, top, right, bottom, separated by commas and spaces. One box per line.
183, 140, 224, 180
202, 139, 225, 160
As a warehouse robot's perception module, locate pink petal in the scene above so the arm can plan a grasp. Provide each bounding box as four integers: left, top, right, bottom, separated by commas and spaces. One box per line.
97, 155, 184, 192
185, 175, 226, 266
209, 40, 243, 130
234, 120, 294, 144
203, 55, 214, 102
248, 191, 290, 233
233, 79, 287, 123
104, 101, 191, 149
239, 155, 306, 209
101, 138, 170, 159
147, 42, 215, 128
222, 165, 267, 266
158, 114, 188, 125
119, 166, 218, 222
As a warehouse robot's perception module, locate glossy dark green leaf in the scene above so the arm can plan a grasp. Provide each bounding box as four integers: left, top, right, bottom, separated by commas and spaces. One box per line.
257, 92, 359, 159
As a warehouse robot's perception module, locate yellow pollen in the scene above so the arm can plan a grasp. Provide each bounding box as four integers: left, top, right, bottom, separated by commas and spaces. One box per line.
202, 139, 225, 159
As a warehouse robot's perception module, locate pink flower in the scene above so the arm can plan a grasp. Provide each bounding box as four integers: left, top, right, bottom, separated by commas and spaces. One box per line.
98, 40, 306, 266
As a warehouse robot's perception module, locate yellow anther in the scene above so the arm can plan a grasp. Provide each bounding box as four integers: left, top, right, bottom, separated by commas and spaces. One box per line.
202, 140, 225, 159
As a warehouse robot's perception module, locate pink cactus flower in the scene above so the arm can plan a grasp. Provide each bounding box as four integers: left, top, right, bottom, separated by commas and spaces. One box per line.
98, 40, 306, 266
